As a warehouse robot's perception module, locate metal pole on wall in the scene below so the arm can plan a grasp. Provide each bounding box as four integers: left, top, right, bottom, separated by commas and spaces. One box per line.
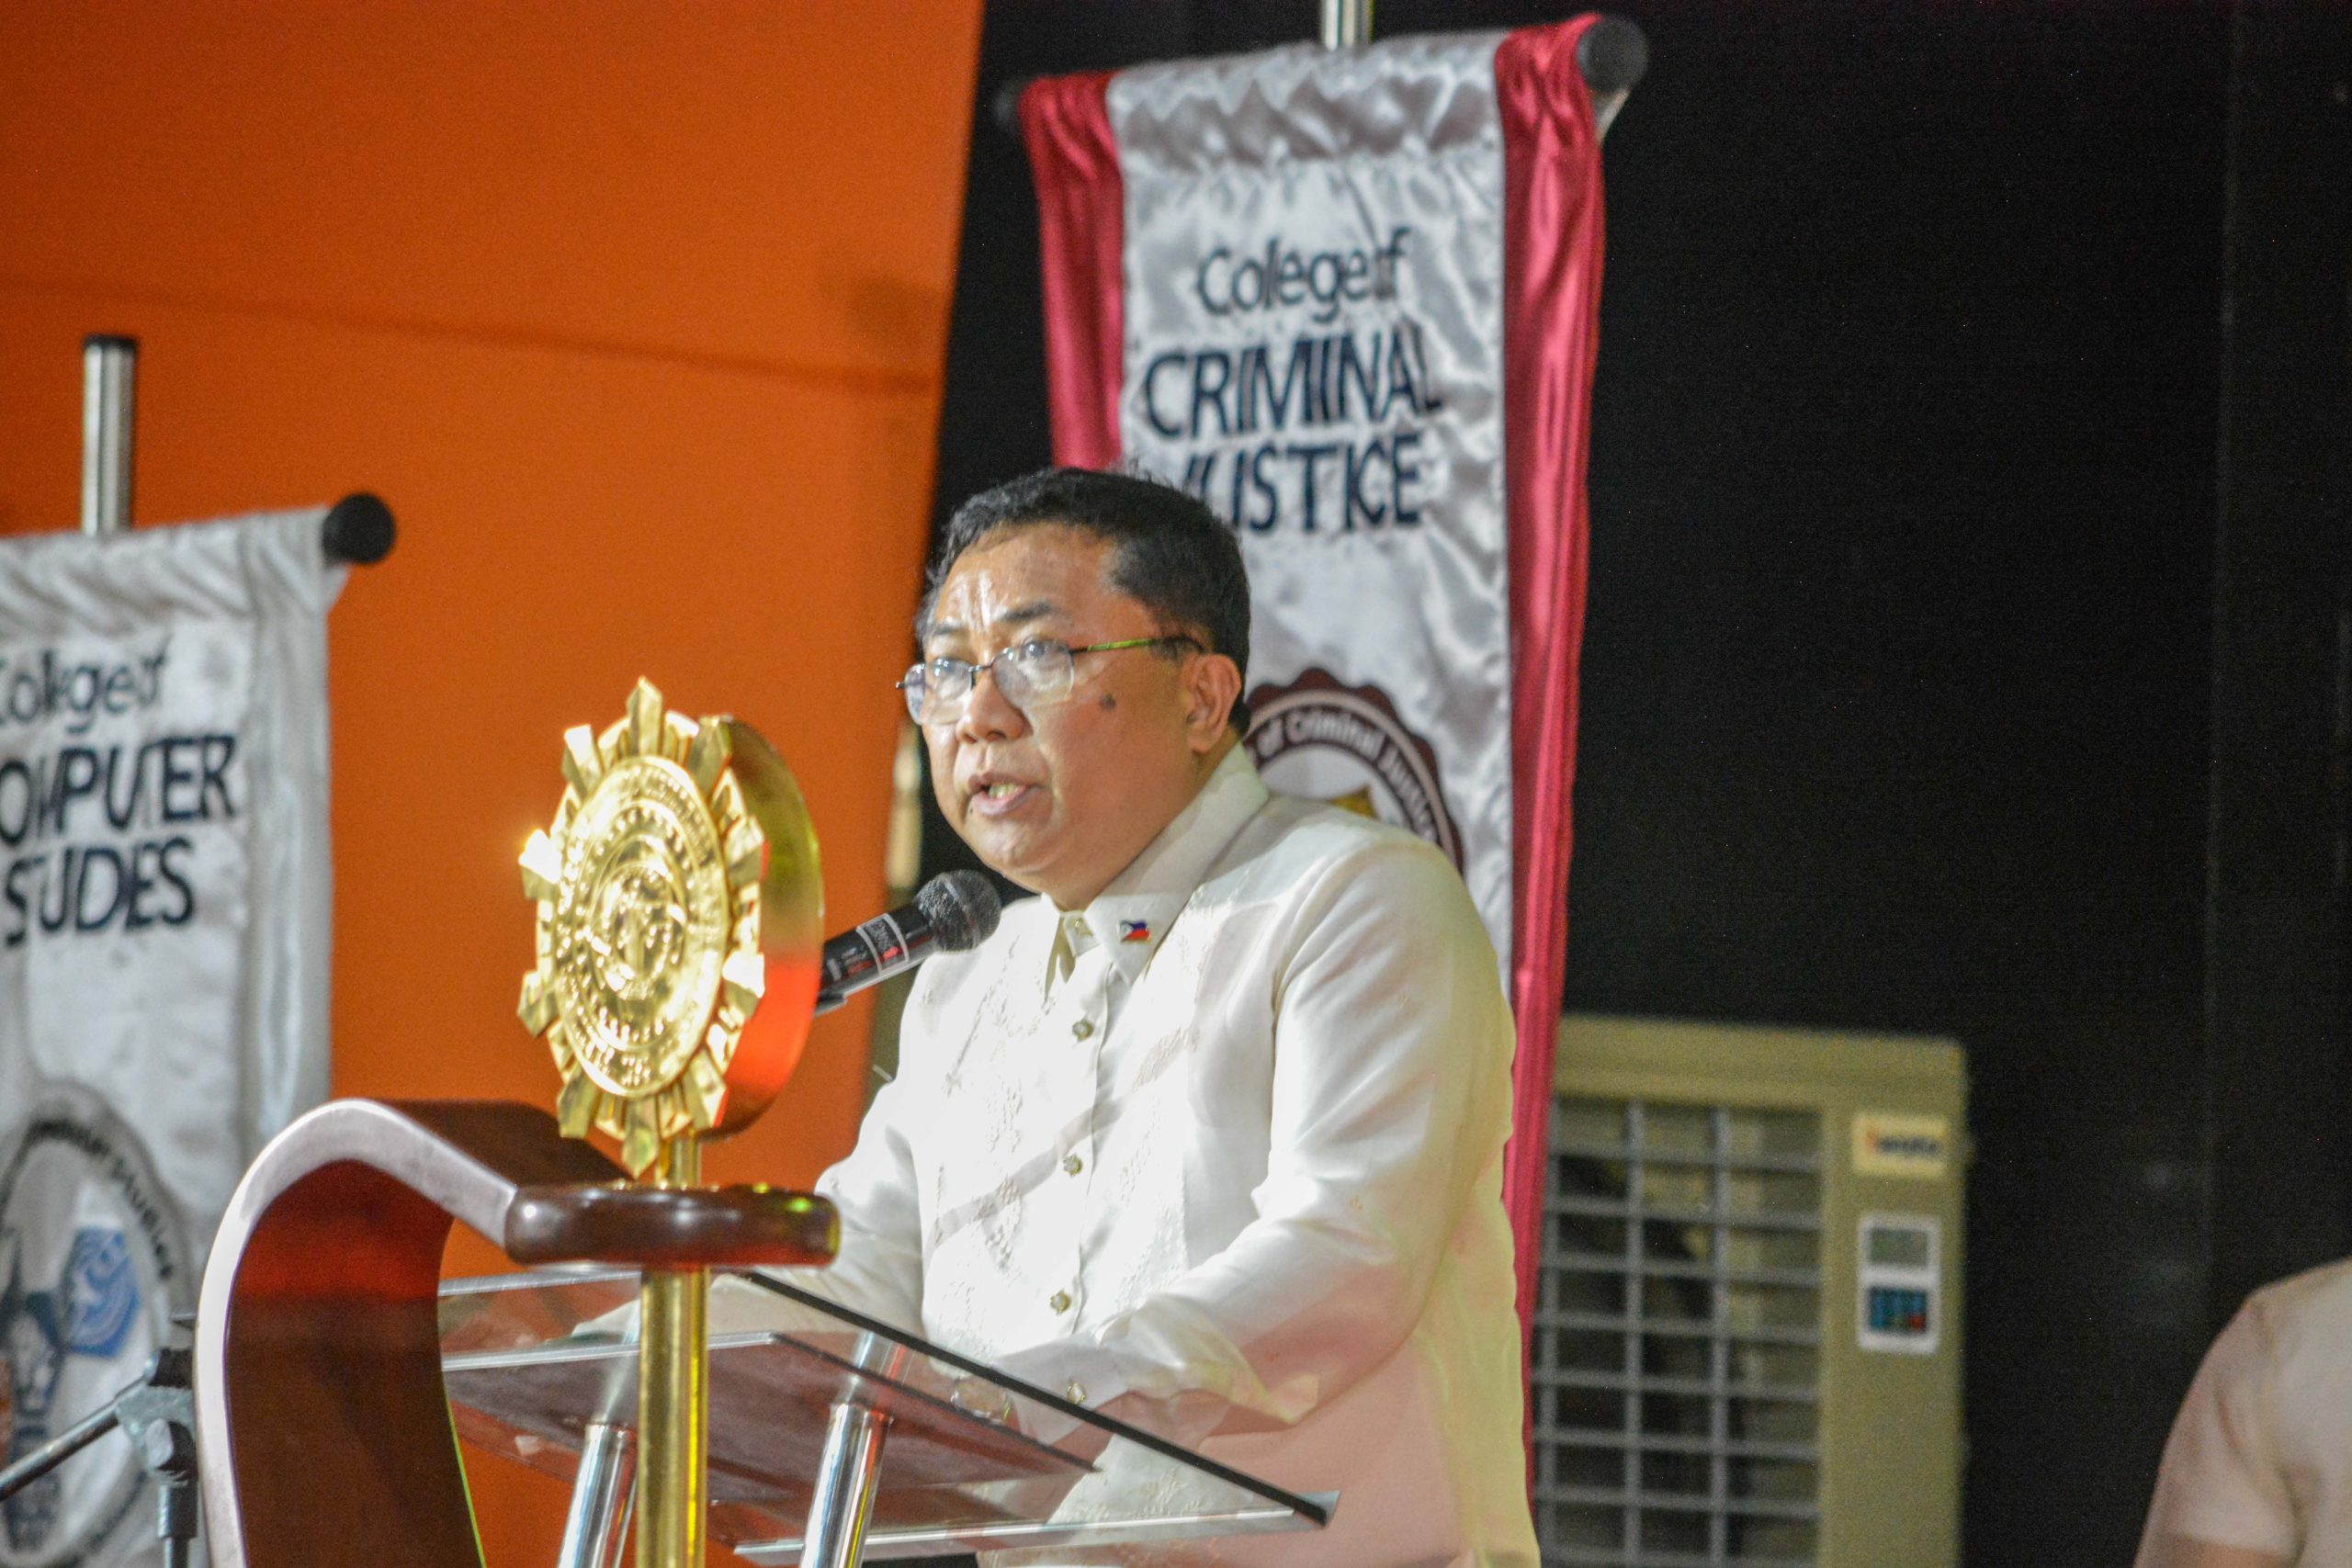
1320, 0, 1371, 51
81, 334, 136, 536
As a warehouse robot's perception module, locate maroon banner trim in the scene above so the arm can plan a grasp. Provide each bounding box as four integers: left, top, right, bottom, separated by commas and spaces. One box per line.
1497, 13, 1607, 1370
1018, 72, 1125, 469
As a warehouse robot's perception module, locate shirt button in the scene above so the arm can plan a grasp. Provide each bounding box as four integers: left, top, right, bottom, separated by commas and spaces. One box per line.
1062, 1152, 1084, 1176
1072, 1019, 1095, 1040
1049, 1290, 1073, 1314
1066, 1382, 1087, 1404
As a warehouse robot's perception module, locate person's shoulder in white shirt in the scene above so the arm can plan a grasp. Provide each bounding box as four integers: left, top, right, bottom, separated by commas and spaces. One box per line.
2137, 1257, 2352, 1568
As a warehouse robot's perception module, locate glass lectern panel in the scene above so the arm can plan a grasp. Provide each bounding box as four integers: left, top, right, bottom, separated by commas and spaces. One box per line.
438, 1269, 1332, 1562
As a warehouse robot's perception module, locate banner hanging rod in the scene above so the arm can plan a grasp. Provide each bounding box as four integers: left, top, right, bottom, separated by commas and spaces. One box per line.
76, 334, 396, 565
1320, 0, 1372, 51
81, 336, 135, 538
990, 14, 1647, 139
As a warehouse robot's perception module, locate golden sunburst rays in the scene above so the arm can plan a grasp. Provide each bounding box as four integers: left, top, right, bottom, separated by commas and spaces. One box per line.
517, 679, 770, 1177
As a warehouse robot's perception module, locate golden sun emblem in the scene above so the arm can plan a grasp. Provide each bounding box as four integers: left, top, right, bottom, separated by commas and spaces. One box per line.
516, 679, 816, 1176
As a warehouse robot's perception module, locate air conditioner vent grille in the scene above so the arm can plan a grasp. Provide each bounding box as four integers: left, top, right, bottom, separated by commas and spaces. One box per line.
1533, 1097, 1826, 1568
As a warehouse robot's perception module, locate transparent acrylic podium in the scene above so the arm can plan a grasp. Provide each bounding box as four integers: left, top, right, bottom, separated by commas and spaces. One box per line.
439, 1268, 1333, 1567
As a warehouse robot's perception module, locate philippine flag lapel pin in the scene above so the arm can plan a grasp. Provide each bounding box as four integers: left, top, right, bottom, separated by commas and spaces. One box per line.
1119, 919, 1152, 944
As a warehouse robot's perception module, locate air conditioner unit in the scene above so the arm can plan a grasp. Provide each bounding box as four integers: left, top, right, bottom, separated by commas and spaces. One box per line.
1532, 1014, 1968, 1568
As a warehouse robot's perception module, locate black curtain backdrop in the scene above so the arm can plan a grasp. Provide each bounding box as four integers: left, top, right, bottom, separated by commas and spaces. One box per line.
921, 4, 2352, 1561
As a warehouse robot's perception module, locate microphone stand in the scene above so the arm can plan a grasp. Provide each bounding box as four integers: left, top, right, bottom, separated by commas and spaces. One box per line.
0, 1348, 199, 1568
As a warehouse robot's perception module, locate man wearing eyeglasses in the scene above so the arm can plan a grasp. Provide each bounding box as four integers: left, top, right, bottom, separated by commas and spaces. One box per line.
811, 468, 1535, 1567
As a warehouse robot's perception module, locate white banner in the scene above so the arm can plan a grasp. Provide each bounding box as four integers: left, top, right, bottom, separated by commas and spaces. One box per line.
0, 510, 340, 1568
1112, 35, 1515, 960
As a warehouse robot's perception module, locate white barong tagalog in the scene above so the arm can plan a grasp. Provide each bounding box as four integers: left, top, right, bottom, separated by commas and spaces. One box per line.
798, 750, 1536, 1568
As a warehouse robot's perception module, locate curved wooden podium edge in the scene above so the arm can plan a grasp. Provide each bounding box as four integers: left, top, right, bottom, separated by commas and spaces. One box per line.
193, 1100, 622, 1568
505, 1181, 839, 1269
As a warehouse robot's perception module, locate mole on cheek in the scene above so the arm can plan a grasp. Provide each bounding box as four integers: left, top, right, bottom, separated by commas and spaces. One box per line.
1099, 694, 1117, 710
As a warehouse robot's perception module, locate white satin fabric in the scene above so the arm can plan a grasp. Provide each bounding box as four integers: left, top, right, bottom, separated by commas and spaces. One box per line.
804, 750, 1537, 1567
1111, 35, 1517, 964
0, 510, 340, 1261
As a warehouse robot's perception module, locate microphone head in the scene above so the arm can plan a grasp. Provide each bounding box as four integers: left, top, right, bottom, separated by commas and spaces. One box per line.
917, 871, 1001, 952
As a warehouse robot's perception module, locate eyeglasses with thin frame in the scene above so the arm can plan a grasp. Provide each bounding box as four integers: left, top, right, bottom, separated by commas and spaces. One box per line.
898, 636, 1199, 725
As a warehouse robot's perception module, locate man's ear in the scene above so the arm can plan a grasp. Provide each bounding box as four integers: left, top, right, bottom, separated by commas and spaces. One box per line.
1183, 651, 1244, 752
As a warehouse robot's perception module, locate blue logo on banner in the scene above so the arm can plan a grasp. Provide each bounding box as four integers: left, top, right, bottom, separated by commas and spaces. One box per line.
0, 1098, 187, 1567
62, 1229, 138, 1360
3, 1229, 141, 1550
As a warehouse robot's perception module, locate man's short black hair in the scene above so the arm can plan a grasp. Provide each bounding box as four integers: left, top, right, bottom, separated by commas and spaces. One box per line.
923, 468, 1252, 732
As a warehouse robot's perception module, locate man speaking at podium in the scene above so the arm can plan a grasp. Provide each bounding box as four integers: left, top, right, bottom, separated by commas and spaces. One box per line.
808, 468, 1536, 1567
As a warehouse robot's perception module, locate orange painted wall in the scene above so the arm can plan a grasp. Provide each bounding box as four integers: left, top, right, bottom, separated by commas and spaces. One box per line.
0, 5, 981, 1562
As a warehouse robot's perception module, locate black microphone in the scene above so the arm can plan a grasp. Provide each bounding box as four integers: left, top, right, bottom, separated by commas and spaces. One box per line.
813, 871, 1001, 1015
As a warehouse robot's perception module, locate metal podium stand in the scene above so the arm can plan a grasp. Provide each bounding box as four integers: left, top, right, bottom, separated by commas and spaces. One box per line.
439, 1269, 1333, 1567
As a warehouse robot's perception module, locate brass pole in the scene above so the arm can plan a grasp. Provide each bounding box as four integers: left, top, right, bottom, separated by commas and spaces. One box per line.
636, 1136, 707, 1568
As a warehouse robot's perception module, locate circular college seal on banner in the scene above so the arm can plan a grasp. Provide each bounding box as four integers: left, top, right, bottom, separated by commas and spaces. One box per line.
1244, 668, 1464, 869
0, 1089, 192, 1568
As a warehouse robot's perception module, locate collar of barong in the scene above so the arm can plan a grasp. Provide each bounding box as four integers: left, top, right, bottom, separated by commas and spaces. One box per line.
1044, 744, 1270, 991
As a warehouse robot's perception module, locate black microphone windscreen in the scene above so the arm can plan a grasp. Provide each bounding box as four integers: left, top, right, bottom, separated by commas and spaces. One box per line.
918, 871, 1001, 952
